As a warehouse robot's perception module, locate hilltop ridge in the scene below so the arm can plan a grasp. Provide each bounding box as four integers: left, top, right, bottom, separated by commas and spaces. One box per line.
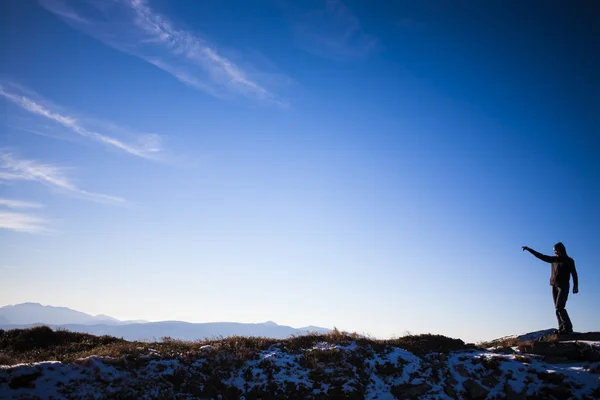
1, 326, 598, 399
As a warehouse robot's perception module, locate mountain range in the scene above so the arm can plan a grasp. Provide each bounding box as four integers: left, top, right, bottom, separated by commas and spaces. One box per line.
0, 303, 330, 341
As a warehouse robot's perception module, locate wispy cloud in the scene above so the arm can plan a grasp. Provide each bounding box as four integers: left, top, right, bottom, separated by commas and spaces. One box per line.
0, 171, 25, 181
0, 85, 163, 160
0, 211, 48, 233
0, 198, 44, 209
40, 0, 287, 105
11, 126, 71, 142
40, 0, 92, 24
0, 152, 127, 205
292, 0, 380, 61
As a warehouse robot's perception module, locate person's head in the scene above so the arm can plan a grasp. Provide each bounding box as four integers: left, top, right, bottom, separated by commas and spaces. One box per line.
553, 242, 567, 257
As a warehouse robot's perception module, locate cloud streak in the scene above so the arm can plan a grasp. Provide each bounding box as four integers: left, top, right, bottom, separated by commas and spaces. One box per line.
0, 212, 48, 233
293, 0, 380, 61
0, 86, 163, 160
0, 198, 44, 209
40, 0, 287, 105
0, 153, 127, 205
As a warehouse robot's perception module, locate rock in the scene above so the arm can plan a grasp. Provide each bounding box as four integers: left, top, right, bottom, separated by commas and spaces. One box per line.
462, 379, 489, 400
494, 346, 515, 355
408, 371, 420, 381
163, 371, 186, 390
581, 348, 600, 362
481, 374, 499, 388
537, 371, 564, 385
444, 384, 458, 399
572, 332, 600, 341
504, 383, 527, 400
524, 341, 585, 360
455, 364, 470, 378
542, 356, 570, 364
391, 382, 432, 398
550, 385, 572, 398
9, 372, 42, 390
538, 384, 573, 399
514, 355, 532, 364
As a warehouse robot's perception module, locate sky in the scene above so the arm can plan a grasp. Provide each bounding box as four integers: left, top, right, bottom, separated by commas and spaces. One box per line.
0, 0, 598, 343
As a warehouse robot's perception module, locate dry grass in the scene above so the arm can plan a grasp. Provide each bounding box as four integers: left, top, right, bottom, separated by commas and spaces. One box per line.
487, 337, 522, 348
0, 352, 16, 365
0, 326, 124, 364
384, 334, 469, 355
0, 326, 472, 366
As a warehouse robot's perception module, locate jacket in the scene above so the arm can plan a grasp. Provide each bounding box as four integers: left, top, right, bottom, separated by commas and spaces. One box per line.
528, 249, 579, 287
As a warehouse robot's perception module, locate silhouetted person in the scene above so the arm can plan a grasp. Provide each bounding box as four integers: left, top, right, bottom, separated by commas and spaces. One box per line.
522, 242, 579, 334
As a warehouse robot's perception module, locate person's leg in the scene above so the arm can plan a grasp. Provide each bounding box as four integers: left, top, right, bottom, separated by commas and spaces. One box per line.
552, 286, 564, 332
555, 285, 573, 332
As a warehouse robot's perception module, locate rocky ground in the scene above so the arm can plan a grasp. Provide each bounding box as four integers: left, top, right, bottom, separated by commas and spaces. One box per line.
0, 327, 599, 399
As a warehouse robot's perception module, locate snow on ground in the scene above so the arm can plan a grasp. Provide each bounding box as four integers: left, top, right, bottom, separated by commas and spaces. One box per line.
1, 340, 599, 399
447, 347, 600, 399
515, 328, 556, 341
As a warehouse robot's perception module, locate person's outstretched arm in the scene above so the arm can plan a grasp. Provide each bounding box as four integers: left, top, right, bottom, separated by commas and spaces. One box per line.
571, 261, 579, 293
522, 246, 557, 263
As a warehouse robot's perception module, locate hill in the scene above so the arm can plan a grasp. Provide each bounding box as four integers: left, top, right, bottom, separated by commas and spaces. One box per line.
0, 303, 330, 340
0, 321, 331, 342
0, 303, 123, 326
0, 327, 598, 399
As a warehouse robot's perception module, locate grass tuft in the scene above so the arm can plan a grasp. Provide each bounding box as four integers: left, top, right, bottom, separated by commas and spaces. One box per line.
0, 327, 470, 365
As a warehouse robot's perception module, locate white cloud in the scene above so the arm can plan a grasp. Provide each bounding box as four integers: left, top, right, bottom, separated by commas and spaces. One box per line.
11, 126, 71, 142
0, 198, 44, 209
0, 211, 48, 233
40, 0, 287, 105
0, 86, 163, 160
293, 0, 380, 61
0, 171, 25, 181
44, 0, 91, 24
0, 152, 127, 205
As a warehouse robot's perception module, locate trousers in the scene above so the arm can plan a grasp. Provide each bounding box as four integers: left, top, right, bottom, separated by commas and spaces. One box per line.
552, 285, 573, 332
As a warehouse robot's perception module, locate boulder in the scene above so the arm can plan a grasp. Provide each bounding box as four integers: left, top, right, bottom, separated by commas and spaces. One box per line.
504, 383, 527, 400
455, 364, 470, 378
9, 372, 41, 390
462, 379, 489, 399
391, 382, 432, 398
481, 374, 499, 388
493, 346, 515, 355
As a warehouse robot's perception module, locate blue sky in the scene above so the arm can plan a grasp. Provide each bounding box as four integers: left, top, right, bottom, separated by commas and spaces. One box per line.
1, 0, 598, 343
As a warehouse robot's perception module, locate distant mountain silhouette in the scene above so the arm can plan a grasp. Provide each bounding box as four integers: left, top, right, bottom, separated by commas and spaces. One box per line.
0, 303, 330, 340
0, 321, 331, 341
0, 303, 126, 326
